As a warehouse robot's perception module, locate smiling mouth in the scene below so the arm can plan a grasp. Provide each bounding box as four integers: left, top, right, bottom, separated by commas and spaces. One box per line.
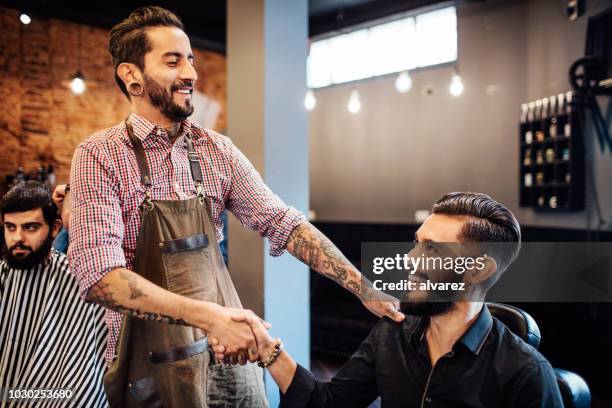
174, 87, 193, 95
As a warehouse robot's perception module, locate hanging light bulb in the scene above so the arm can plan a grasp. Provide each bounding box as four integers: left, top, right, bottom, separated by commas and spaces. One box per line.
70, 71, 86, 95
304, 89, 316, 111
449, 72, 464, 97
347, 89, 361, 114
19, 13, 31, 25
395, 71, 412, 93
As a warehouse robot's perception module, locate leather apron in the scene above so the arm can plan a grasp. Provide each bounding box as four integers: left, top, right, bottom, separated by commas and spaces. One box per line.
103, 121, 268, 408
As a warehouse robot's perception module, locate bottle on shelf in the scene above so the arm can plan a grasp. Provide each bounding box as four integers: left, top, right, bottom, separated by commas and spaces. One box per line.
556, 93, 567, 138
524, 148, 532, 165
520, 103, 529, 124
564, 91, 573, 137
525, 101, 535, 143
534, 99, 545, 141
541, 97, 549, 137
548, 95, 558, 138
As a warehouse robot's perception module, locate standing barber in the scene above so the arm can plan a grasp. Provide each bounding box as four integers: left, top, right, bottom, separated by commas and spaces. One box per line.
69, 6, 404, 407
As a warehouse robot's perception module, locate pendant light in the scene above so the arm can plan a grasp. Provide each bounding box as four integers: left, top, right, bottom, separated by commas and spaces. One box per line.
304, 89, 316, 111
395, 71, 413, 93
347, 89, 361, 114
70, 27, 86, 95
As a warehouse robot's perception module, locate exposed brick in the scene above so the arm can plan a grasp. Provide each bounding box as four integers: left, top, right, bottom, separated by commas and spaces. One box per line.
0, 6, 227, 186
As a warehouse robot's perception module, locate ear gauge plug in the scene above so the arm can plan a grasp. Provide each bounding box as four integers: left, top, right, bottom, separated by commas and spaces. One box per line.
128, 83, 143, 97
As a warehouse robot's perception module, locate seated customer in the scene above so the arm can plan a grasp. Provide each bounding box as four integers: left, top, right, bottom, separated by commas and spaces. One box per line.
0, 181, 107, 407
212, 192, 563, 407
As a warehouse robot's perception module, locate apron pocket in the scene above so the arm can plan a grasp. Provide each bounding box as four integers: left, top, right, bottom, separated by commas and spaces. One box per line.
148, 349, 208, 407
160, 234, 216, 298
128, 377, 163, 407
206, 363, 268, 408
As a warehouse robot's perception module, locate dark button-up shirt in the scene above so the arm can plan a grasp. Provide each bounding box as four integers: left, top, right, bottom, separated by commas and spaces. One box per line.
282, 306, 563, 407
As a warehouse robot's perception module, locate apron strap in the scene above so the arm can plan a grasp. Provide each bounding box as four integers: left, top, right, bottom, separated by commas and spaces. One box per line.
185, 133, 203, 183
126, 119, 153, 189
126, 118, 154, 209
126, 117, 205, 202
184, 133, 205, 198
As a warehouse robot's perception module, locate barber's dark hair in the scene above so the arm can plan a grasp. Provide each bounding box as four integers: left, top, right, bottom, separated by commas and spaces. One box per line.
432, 192, 521, 277
108, 6, 184, 98
1, 181, 59, 227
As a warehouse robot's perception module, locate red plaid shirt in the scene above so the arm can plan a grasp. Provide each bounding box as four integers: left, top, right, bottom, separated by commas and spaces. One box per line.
68, 113, 305, 364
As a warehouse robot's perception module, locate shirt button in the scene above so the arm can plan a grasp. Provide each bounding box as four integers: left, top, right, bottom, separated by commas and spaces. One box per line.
174, 182, 180, 191
156, 128, 162, 136
425, 396, 432, 403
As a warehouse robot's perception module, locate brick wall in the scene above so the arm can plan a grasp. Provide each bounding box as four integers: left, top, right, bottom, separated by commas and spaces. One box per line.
0, 7, 227, 185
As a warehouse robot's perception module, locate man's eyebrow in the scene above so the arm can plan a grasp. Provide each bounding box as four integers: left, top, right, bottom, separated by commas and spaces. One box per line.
162, 52, 194, 59
23, 222, 43, 227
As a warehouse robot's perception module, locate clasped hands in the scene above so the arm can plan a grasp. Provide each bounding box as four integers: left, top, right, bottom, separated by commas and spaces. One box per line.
206, 306, 278, 366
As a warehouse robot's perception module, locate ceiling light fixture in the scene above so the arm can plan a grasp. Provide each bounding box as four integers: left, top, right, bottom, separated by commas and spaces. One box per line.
348, 89, 361, 114
70, 28, 86, 95
395, 71, 413, 93
304, 89, 316, 111
449, 70, 464, 97
19, 13, 31, 25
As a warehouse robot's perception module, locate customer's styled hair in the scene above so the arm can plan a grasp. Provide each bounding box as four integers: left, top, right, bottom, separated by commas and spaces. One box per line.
432, 192, 521, 278
1, 181, 59, 227
108, 6, 184, 98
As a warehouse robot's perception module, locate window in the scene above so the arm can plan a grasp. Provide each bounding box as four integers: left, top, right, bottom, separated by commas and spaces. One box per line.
307, 6, 457, 89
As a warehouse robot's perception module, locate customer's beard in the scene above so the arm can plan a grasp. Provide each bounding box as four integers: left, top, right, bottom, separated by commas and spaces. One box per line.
2, 231, 54, 270
144, 74, 194, 123
400, 301, 454, 317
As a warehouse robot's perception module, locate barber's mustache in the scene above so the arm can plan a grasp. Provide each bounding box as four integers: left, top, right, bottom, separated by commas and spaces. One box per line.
170, 80, 194, 92
10, 243, 33, 252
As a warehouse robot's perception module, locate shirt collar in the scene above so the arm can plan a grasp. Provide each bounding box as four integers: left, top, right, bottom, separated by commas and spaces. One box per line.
457, 305, 493, 355
127, 112, 202, 143
408, 304, 493, 356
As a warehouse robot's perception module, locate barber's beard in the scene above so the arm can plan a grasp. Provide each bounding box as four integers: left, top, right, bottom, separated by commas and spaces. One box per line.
144, 74, 194, 123
2, 231, 54, 270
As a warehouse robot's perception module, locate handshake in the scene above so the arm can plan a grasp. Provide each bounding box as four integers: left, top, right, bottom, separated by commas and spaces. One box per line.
203, 304, 280, 366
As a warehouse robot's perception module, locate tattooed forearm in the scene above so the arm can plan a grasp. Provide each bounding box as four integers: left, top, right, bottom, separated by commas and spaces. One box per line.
119, 270, 147, 300
85, 273, 189, 326
116, 306, 189, 325
287, 222, 361, 295
86, 280, 120, 309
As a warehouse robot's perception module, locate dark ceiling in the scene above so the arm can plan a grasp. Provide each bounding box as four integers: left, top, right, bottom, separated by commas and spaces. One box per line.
0, 0, 460, 53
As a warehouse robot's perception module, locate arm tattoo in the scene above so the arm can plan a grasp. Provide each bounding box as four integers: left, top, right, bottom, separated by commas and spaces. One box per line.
288, 222, 360, 295
119, 270, 147, 300
116, 306, 189, 326
86, 275, 189, 326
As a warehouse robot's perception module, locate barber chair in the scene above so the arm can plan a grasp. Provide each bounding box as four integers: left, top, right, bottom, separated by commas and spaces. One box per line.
487, 303, 591, 408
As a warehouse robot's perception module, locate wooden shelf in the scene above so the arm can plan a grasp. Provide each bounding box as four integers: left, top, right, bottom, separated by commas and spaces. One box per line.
519, 103, 584, 211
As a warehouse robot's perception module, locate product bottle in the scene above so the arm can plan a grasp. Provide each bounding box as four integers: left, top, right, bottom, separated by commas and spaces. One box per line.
564, 91, 573, 137
548, 95, 557, 137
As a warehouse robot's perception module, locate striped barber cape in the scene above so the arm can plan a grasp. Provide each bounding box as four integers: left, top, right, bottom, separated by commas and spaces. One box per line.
0, 250, 108, 407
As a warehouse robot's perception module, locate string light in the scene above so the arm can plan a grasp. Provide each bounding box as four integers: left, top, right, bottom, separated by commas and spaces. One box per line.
19, 13, 31, 25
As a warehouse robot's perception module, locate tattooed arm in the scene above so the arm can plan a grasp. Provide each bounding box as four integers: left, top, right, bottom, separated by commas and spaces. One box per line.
286, 222, 405, 322
85, 267, 259, 355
